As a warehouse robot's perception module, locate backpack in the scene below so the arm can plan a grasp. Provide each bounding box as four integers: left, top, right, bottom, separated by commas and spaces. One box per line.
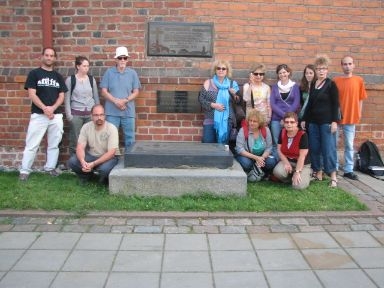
70, 74, 94, 95
241, 119, 267, 140
357, 140, 384, 178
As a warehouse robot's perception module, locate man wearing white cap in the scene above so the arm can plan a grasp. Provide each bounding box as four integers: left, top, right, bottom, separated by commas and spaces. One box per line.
100, 46, 141, 150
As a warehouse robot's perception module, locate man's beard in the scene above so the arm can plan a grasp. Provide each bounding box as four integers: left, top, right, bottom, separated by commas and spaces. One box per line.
96, 119, 104, 126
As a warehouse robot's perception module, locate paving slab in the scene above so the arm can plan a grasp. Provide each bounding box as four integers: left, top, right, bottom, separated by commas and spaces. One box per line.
51, 272, 108, 288
315, 269, 377, 288
264, 270, 322, 288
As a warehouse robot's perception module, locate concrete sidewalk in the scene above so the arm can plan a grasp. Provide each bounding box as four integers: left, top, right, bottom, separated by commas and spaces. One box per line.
0, 171, 384, 288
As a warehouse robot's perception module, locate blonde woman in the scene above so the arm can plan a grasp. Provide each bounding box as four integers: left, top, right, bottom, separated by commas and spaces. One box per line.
242, 64, 271, 123
235, 110, 277, 181
198, 60, 239, 143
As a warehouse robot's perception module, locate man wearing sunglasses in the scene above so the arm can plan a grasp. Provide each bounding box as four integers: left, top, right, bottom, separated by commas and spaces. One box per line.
100, 46, 141, 151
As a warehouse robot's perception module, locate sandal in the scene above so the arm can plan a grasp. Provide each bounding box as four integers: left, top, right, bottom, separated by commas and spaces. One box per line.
329, 179, 338, 188
311, 171, 323, 181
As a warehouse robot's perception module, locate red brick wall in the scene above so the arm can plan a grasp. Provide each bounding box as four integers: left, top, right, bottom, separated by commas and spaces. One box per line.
1, 0, 383, 169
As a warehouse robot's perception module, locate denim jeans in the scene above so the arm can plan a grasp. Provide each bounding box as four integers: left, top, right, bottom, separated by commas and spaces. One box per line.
340, 124, 356, 173
235, 154, 277, 173
68, 115, 91, 155
201, 123, 230, 144
106, 116, 135, 150
308, 123, 337, 174
270, 120, 283, 147
67, 152, 119, 183
20, 113, 64, 174
202, 124, 217, 143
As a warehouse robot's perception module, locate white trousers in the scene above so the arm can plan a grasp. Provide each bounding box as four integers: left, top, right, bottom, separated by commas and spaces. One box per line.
20, 113, 63, 174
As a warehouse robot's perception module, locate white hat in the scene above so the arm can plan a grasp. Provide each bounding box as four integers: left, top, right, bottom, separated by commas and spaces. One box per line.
114, 46, 129, 58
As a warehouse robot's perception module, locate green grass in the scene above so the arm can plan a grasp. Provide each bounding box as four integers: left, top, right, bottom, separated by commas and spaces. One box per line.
0, 171, 367, 214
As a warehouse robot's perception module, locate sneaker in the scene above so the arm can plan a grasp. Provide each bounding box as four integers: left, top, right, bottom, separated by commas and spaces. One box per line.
19, 173, 29, 181
343, 172, 358, 180
46, 169, 60, 177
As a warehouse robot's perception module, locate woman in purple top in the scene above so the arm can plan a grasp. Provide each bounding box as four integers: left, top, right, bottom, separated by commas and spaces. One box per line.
270, 64, 300, 152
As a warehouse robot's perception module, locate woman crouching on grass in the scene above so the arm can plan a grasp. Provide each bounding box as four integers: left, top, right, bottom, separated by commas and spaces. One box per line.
235, 110, 277, 182
272, 112, 311, 189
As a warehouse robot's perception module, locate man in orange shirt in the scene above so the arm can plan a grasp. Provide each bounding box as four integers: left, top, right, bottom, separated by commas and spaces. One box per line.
334, 56, 368, 180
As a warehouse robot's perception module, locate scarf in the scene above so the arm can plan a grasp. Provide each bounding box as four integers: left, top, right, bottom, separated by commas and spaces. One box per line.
213, 75, 230, 144
277, 79, 296, 93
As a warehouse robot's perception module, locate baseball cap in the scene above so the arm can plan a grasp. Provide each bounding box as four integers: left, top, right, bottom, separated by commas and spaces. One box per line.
114, 46, 129, 58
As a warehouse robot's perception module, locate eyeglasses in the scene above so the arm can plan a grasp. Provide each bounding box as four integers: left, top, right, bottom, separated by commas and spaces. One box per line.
117, 56, 128, 60
316, 67, 328, 71
252, 72, 265, 76
284, 120, 296, 124
216, 67, 227, 71
92, 114, 105, 117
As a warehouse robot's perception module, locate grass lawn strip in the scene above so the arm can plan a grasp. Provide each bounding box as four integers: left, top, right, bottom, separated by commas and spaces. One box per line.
0, 171, 367, 213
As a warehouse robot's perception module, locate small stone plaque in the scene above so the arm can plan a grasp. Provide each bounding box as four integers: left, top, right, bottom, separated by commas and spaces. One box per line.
147, 21, 213, 57
125, 142, 233, 169
157, 90, 201, 113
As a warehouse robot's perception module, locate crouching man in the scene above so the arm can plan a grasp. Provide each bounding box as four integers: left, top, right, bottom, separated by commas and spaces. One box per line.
68, 104, 119, 185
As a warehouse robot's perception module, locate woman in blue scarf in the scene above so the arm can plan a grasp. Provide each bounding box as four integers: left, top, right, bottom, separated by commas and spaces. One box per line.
198, 60, 240, 144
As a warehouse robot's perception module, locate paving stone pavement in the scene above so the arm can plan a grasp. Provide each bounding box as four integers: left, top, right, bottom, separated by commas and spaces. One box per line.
0, 171, 384, 287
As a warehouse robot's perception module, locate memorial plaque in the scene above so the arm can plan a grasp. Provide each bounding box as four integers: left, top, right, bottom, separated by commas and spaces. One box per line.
157, 90, 201, 113
147, 21, 213, 57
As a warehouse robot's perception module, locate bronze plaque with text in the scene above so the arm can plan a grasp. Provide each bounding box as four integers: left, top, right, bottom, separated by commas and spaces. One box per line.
148, 22, 213, 57
157, 91, 201, 113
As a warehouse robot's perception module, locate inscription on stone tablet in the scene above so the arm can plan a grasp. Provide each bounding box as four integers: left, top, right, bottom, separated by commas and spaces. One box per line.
157, 91, 201, 113
148, 22, 213, 57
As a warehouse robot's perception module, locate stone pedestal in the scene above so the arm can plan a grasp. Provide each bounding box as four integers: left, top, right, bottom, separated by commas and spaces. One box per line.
109, 142, 247, 197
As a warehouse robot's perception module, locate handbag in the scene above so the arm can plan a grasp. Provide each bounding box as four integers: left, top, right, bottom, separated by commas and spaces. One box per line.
247, 163, 265, 182
229, 80, 245, 124
233, 102, 246, 123
229, 127, 238, 142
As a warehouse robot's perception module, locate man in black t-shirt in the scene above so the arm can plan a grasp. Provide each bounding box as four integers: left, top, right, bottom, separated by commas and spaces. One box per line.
19, 47, 68, 181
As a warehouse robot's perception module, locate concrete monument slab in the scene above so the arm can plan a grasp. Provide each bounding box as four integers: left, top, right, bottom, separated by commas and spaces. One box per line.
124, 142, 233, 169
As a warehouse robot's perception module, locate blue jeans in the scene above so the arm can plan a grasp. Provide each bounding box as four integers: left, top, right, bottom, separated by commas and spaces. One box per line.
235, 154, 277, 173
202, 124, 217, 143
340, 124, 355, 173
202, 124, 230, 144
67, 152, 119, 183
270, 120, 283, 156
107, 116, 135, 150
308, 123, 337, 175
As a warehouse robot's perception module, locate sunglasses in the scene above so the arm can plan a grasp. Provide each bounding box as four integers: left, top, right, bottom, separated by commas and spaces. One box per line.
284, 120, 296, 124
252, 72, 265, 76
117, 56, 128, 60
216, 67, 227, 71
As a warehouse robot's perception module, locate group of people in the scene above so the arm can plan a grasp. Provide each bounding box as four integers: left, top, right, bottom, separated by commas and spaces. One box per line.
199, 55, 367, 189
18, 46, 141, 185
18, 47, 367, 190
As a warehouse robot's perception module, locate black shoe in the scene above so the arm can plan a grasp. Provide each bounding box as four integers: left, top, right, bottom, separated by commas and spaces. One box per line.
343, 172, 358, 180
